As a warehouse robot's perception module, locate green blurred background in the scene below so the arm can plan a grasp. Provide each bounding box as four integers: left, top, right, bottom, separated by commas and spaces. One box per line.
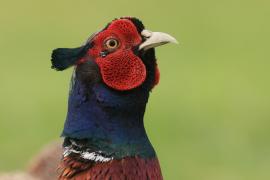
0, 0, 270, 179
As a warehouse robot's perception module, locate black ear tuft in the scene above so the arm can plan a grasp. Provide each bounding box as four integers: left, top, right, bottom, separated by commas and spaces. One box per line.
124, 17, 145, 33
51, 43, 91, 71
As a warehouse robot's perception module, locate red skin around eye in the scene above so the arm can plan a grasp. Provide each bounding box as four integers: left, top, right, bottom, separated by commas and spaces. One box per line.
88, 19, 146, 91
107, 19, 142, 46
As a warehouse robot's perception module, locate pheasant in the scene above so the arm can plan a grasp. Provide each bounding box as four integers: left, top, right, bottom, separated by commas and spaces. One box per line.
51, 17, 177, 180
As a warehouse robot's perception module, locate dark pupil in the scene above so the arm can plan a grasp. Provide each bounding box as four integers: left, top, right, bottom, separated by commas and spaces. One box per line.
109, 40, 116, 47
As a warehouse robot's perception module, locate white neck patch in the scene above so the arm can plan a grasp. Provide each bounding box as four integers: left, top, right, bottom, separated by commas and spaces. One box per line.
63, 142, 113, 163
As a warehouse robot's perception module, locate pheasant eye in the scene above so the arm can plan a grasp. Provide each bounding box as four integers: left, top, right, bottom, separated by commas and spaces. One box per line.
105, 39, 119, 50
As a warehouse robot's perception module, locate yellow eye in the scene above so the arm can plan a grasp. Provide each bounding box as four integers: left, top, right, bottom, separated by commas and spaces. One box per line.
105, 39, 119, 50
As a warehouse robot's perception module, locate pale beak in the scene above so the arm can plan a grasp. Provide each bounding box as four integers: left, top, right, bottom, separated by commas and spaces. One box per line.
139, 30, 178, 51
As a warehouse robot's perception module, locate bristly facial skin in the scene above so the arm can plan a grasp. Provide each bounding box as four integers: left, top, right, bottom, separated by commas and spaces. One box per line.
51, 17, 177, 180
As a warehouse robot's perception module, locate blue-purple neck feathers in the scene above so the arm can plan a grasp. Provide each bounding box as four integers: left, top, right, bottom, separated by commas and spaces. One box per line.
62, 71, 156, 158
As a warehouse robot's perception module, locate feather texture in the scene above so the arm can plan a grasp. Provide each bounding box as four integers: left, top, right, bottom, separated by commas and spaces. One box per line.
58, 156, 162, 180
51, 43, 91, 71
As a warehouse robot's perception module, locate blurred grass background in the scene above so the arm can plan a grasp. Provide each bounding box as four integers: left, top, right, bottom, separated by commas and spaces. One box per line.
0, 0, 270, 179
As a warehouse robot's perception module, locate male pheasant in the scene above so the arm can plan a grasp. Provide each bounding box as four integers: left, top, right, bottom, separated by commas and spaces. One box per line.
51, 17, 177, 180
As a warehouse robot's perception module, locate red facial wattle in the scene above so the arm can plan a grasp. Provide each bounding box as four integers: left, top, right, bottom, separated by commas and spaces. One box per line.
153, 64, 160, 88
88, 19, 147, 91
95, 51, 146, 90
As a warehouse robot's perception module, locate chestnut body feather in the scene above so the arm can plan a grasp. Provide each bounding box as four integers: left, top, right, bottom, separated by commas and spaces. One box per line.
59, 156, 162, 180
